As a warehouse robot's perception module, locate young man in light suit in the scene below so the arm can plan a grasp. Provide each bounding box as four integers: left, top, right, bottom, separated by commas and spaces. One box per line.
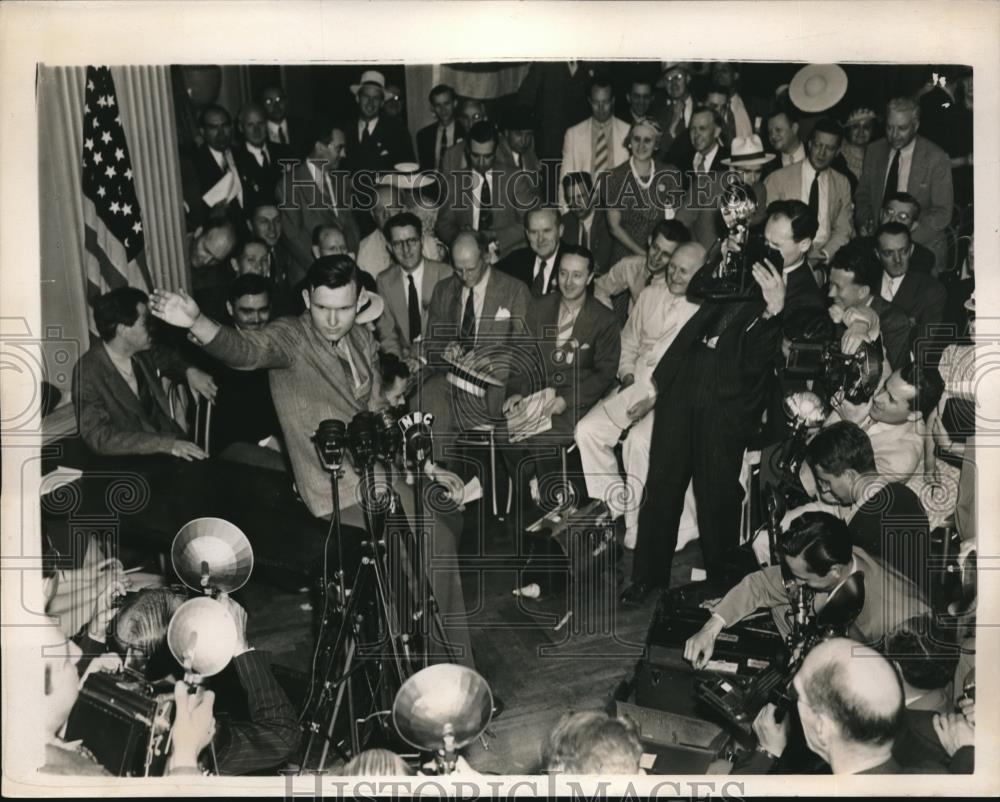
763, 117, 855, 266
376, 211, 451, 367
560, 79, 630, 208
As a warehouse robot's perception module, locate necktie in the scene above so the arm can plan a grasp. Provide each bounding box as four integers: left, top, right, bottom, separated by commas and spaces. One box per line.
580, 224, 589, 249
723, 105, 736, 145
261, 147, 270, 170
593, 125, 609, 175
362, 122, 372, 144
438, 127, 448, 169
407, 273, 422, 343
556, 306, 576, 347
133, 360, 162, 427
883, 148, 901, 207
460, 288, 477, 347
808, 171, 820, 219
644, 270, 656, 287
334, 340, 358, 387
478, 174, 493, 232
693, 152, 705, 173
532, 258, 548, 295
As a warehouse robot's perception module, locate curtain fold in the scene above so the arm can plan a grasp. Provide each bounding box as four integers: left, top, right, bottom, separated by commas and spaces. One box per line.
38, 64, 189, 401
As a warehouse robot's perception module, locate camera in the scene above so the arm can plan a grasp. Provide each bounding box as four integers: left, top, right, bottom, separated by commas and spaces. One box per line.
784, 340, 883, 404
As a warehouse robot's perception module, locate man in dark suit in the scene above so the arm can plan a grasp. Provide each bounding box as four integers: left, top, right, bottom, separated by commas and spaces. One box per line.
260, 85, 308, 158
435, 121, 537, 260
560, 171, 613, 274
620, 248, 786, 604
501, 244, 620, 509
180, 105, 245, 229
275, 118, 361, 287
516, 60, 603, 164
346, 70, 415, 175
497, 207, 564, 296
248, 203, 294, 296
873, 222, 947, 354
232, 102, 289, 216
73, 287, 214, 459
668, 106, 731, 189
859, 192, 936, 274
416, 83, 464, 171
855, 97, 953, 273
652, 62, 695, 162
415, 231, 531, 468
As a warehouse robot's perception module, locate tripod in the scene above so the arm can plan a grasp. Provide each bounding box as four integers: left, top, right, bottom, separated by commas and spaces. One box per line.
298, 425, 458, 771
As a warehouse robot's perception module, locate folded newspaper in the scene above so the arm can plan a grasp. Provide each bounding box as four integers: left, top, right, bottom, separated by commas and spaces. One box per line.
506, 387, 555, 443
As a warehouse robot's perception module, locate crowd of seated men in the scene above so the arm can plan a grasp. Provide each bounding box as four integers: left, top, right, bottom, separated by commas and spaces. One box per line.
56, 61, 976, 776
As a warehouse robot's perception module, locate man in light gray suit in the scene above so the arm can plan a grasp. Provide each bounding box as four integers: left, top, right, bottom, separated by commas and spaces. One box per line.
376, 211, 451, 366
764, 117, 854, 265
855, 97, 953, 273
415, 231, 531, 467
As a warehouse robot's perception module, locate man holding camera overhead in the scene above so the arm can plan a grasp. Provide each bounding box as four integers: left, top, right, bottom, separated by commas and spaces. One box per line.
619, 238, 788, 606
149, 256, 475, 669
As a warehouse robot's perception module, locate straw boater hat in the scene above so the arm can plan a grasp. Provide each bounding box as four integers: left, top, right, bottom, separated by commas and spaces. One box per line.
788, 64, 848, 113
350, 70, 386, 98
720, 135, 776, 168
377, 162, 434, 190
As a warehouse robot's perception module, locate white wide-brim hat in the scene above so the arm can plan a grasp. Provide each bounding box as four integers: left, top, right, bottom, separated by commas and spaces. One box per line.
789, 64, 848, 113
378, 162, 435, 190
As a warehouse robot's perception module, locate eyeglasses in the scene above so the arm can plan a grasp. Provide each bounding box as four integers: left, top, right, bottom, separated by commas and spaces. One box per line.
391, 237, 421, 249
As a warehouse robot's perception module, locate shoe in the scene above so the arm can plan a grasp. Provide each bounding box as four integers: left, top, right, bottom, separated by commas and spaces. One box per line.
619, 581, 653, 608
491, 695, 506, 719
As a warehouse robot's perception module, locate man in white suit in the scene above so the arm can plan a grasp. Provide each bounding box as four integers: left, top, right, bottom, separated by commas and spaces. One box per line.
376, 211, 451, 368
560, 79, 630, 208
764, 117, 854, 265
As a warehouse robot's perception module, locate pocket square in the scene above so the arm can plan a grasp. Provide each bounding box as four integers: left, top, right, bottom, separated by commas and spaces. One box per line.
579, 343, 591, 350
494, 307, 511, 321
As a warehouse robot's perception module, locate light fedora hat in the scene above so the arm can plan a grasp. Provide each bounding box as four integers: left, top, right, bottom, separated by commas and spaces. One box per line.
789, 64, 848, 113
355, 287, 384, 325
378, 162, 435, 190
720, 135, 776, 168
351, 70, 387, 97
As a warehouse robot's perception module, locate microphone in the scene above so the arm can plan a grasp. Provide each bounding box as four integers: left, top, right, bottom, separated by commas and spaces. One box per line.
399, 411, 435, 468
313, 419, 347, 472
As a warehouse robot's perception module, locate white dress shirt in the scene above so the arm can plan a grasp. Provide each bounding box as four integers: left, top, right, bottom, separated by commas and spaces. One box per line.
245, 141, 271, 168
459, 267, 491, 338
402, 261, 426, 310
471, 171, 495, 231
696, 143, 720, 173
781, 142, 806, 167
533, 251, 558, 293
881, 271, 905, 302
800, 161, 831, 248
307, 160, 338, 207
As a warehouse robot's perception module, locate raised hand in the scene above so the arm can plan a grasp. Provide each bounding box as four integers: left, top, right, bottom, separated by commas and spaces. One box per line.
751, 260, 786, 317
149, 288, 201, 329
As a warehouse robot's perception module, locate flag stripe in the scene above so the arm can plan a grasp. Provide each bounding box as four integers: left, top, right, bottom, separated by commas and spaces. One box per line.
84, 220, 130, 292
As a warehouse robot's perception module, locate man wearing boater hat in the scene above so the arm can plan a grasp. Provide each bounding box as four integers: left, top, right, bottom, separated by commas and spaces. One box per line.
719, 134, 776, 228
347, 69, 415, 175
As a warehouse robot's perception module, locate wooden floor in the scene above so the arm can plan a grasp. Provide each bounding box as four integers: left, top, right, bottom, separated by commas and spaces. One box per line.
242, 498, 703, 774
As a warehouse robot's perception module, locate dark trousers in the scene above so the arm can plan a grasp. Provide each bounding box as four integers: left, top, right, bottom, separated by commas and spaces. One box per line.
633, 382, 749, 588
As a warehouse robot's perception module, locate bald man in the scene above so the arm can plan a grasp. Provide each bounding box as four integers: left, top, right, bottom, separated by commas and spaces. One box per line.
748, 638, 972, 774
575, 241, 704, 548
415, 231, 530, 468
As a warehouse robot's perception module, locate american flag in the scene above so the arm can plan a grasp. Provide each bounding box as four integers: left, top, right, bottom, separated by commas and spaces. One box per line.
81, 65, 152, 304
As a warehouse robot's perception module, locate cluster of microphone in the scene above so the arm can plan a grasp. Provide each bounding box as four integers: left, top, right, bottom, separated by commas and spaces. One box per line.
313, 410, 436, 473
